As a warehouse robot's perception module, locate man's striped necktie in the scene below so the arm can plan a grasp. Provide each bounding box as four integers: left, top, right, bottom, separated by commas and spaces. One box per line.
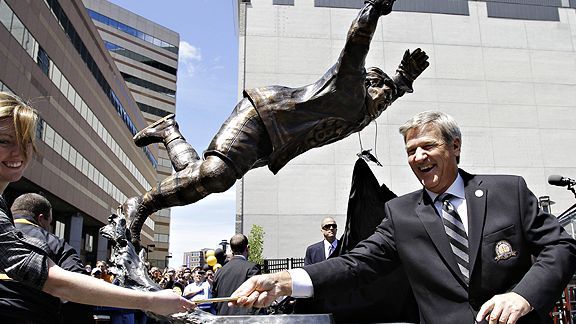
439, 193, 470, 283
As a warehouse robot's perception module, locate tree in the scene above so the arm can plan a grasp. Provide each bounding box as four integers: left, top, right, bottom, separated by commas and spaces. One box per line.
248, 224, 265, 265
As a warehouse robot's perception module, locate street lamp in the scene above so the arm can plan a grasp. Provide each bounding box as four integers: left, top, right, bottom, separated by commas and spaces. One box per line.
164, 254, 172, 268
220, 239, 228, 253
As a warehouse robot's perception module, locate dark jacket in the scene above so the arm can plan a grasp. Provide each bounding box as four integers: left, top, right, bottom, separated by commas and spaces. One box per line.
304, 170, 576, 323
212, 256, 261, 315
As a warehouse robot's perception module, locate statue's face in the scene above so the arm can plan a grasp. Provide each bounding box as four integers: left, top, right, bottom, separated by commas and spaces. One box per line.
365, 72, 396, 115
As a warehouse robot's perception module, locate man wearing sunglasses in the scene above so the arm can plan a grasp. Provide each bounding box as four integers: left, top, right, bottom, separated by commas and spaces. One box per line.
304, 218, 339, 266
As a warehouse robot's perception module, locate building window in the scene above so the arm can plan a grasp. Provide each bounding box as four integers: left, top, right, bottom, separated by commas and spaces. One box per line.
86, 9, 178, 54
154, 233, 169, 243
104, 41, 177, 76
85, 233, 94, 252
54, 220, 65, 239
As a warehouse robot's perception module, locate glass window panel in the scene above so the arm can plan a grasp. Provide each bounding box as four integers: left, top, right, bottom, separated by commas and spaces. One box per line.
51, 65, 62, 89
22, 29, 33, 57
80, 100, 88, 120
84, 234, 93, 252
44, 125, 55, 148
54, 220, 65, 239
98, 123, 104, 139
86, 110, 94, 127
67, 86, 75, 105
74, 95, 82, 113
88, 163, 94, 181
0, 1, 14, 30
10, 15, 25, 45
75, 153, 82, 170
61, 140, 70, 160
82, 159, 89, 176
60, 76, 69, 98
53, 132, 62, 155
68, 146, 77, 167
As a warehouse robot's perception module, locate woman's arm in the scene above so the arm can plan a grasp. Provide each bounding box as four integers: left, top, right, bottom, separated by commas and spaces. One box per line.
43, 260, 194, 316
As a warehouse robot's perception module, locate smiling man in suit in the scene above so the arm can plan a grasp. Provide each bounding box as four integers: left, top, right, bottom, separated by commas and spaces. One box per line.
231, 111, 576, 324
304, 217, 339, 266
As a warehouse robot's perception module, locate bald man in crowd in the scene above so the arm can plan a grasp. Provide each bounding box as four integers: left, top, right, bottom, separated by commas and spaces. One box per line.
305, 217, 339, 266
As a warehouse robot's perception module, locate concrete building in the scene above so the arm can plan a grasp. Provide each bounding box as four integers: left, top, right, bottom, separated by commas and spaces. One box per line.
82, 0, 179, 267
236, 0, 576, 258
0, 0, 159, 266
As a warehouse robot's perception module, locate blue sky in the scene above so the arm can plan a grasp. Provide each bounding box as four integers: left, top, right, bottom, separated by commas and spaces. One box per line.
108, 0, 239, 267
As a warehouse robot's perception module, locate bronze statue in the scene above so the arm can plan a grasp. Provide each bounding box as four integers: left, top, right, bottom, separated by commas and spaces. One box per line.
121, 0, 429, 250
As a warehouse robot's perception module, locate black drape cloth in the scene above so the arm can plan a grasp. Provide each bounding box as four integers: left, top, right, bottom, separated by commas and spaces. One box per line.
295, 159, 419, 323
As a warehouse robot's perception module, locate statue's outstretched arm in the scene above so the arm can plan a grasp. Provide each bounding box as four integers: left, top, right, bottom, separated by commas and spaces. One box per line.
337, 0, 395, 74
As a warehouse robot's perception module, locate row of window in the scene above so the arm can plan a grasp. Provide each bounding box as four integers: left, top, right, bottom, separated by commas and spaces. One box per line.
121, 72, 176, 98
137, 101, 172, 119
105, 41, 177, 76
45, 60, 151, 192
0, 1, 150, 199
154, 233, 170, 243
42, 121, 127, 204
41, 0, 157, 168
87, 9, 178, 54
313, 0, 566, 21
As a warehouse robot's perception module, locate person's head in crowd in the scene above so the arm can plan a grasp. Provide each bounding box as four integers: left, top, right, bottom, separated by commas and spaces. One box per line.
96, 260, 109, 274
162, 268, 175, 282
230, 234, 249, 257
214, 248, 226, 266
0, 92, 37, 193
182, 267, 192, 282
193, 269, 206, 284
205, 269, 214, 285
320, 217, 337, 243
84, 264, 92, 275
91, 267, 102, 279
150, 266, 161, 281
175, 267, 184, 280
10, 193, 53, 231
399, 110, 461, 194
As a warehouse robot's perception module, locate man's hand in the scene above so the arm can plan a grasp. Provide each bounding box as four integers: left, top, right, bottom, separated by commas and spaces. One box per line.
229, 271, 293, 309
476, 292, 532, 324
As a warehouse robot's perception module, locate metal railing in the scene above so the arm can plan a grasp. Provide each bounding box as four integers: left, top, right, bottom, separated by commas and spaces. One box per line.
262, 258, 305, 273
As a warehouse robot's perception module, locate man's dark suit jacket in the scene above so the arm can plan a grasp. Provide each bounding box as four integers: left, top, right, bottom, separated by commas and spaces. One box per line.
304, 170, 576, 323
212, 255, 261, 315
304, 241, 336, 266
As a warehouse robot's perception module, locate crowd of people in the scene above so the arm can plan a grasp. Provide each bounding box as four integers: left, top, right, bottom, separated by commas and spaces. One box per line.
1, 0, 575, 323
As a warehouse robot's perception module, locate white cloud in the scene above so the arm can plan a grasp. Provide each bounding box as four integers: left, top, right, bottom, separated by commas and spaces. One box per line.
178, 41, 202, 78
179, 41, 202, 62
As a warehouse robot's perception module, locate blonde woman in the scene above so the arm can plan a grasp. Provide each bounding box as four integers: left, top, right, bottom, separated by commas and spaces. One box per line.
0, 92, 194, 316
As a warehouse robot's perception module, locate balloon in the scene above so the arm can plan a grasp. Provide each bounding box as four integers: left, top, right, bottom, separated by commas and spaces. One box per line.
205, 250, 215, 258
206, 255, 217, 266
213, 263, 222, 271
